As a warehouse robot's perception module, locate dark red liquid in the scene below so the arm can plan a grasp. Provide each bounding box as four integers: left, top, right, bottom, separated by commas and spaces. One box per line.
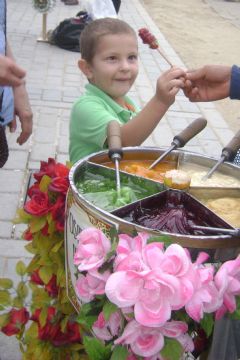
112, 190, 232, 235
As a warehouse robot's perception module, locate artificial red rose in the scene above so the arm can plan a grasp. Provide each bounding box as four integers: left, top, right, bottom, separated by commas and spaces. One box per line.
45, 275, 58, 297
31, 306, 56, 322
49, 176, 69, 195
23, 228, 33, 241
31, 306, 61, 341
34, 158, 57, 182
27, 183, 40, 199
24, 189, 51, 216
30, 269, 44, 286
52, 321, 81, 346
1, 308, 29, 336
54, 163, 69, 178
51, 196, 65, 232
34, 158, 69, 183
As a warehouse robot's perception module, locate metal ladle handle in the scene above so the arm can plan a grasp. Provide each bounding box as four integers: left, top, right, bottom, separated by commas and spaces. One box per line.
222, 129, 240, 161
173, 117, 207, 147
107, 120, 123, 160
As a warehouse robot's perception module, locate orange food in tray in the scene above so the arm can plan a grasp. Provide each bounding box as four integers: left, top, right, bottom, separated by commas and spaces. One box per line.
104, 160, 176, 182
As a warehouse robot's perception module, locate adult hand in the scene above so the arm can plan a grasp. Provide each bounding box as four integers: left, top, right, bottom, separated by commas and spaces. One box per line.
0, 55, 26, 87
13, 84, 33, 145
184, 65, 231, 102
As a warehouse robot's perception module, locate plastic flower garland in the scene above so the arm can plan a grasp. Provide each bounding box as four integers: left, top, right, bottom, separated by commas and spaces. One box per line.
74, 228, 240, 360
1, 157, 240, 360
0, 158, 87, 360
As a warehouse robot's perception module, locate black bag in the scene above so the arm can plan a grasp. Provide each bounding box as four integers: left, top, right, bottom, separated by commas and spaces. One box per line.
49, 11, 92, 52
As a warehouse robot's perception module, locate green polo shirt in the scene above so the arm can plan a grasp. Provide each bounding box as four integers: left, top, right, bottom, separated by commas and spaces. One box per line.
69, 83, 138, 164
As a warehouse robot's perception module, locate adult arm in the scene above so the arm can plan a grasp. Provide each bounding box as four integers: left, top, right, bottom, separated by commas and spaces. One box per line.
0, 55, 25, 87
6, 42, 33, 144
230, 65, 240, 100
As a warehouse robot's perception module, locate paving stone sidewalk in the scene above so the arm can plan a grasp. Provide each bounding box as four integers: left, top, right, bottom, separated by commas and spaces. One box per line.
0, 0, 239, 358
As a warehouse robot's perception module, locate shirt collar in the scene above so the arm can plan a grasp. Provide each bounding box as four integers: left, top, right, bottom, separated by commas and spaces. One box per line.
85, 83, 135, 115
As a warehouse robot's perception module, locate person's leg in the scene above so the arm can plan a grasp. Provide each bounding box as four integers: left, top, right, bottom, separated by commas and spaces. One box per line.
111, 0, 121, 13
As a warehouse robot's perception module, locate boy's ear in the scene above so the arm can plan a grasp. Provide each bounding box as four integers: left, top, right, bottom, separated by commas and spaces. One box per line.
78, 59, 93, 80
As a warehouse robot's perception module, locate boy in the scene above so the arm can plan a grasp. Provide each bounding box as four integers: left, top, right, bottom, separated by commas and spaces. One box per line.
69, 18, 185, 164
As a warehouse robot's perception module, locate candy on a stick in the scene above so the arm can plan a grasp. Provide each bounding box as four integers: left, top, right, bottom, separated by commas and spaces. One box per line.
138, 28, 173, 67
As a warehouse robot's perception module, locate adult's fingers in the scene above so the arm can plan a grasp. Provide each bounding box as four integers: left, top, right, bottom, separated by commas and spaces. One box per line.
0, 56, 26, 87
17, 112, 33, 145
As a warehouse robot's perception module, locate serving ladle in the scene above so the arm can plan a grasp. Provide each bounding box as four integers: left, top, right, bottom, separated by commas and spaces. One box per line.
107, 120, 123, 197
202, 129, 240, 180
149, 117, 207, 169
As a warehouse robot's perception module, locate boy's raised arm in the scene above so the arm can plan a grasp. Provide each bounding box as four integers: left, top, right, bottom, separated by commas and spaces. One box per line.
120, 67, 186, 146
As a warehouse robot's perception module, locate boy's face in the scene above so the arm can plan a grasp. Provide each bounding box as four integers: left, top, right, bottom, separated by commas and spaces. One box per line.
82, 33, 139, 105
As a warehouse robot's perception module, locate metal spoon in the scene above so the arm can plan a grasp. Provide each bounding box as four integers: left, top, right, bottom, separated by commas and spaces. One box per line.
202, 129, 240, 180
191, 225, 240, 237
107, 120, 123, 196
149, 117, 207, 169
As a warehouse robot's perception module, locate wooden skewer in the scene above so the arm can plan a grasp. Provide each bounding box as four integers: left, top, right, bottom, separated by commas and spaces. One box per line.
156, 48, 173, 67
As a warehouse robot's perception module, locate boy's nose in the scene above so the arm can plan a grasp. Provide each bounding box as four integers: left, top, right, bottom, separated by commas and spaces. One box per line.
119, 59, 130, 71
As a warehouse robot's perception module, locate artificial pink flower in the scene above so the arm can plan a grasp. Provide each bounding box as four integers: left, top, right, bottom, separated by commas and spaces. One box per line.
74, 228, 111, 271
92, 311, 122, 341
114, 233, 151, 273
214, 255, 240, 319
105, 271, 144, 308
159, 244, 191, 277
177, 333, 194, 352
76, 270, 110, 303
185, 265, 221, 322
115, 319, 188, 358
115, 320, 164, 357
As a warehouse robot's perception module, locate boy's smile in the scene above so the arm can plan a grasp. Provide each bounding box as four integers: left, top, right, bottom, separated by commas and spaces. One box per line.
82, 33, 139, 106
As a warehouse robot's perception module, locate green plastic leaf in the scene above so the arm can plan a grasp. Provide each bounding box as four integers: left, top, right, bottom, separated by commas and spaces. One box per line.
0, 278, 13, 289
110, 345, 128, 360
14, 208, 32, 224
12, 296, 24, 308
39, 266, 53, 285
17, 281, 29, 299
16, 261, 27, 276
30, 216, 47, 233
0, 290, 11, 306
77, 312, 98, 331
39, 307, 48, 327
160, 338, 183, 360
39, 175, 51, 192
0, 313, 10, 327
24, 322, 39, 344
103, 301, 118, 321
147, 235, 172, 246
83, 336, 112, 360
51, 240, 63, 253
32, 287, 51, 307
200, 313, 214, 338
24, 242, 37, 254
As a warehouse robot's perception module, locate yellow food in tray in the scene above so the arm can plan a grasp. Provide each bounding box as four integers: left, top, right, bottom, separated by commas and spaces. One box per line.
204, 197, 240, 228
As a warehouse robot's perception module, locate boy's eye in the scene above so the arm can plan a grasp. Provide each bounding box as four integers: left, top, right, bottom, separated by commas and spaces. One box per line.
129, 54, 138, 61
106, 56, 117, 61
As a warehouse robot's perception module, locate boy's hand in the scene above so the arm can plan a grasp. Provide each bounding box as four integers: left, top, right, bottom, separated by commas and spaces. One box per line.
156, 67, 186, 106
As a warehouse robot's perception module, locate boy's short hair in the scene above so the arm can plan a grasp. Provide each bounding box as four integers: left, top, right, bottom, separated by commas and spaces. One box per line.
80, 18, 136, 63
